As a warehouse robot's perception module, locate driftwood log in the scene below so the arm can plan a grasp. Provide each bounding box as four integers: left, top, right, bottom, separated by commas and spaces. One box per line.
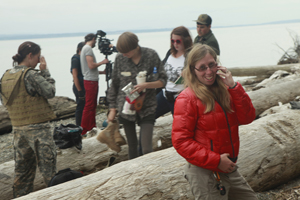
47, 96, 76, 119
229, 63, 300, 77
15, 106, 300, 199
248, 78, 300, 117
238, 76, 267, 86
0, 96, 76, 135
238, 105, 300, 192
0, 115, 173, 200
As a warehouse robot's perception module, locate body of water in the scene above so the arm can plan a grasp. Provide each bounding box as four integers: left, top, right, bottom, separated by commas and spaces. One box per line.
1, 22, 299, 101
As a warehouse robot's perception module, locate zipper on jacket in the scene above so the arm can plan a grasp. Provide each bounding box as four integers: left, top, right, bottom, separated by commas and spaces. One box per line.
217, 101, 236, 161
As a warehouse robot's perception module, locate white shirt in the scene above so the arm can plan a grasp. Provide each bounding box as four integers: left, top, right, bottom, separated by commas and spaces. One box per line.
164, 54, 185, 93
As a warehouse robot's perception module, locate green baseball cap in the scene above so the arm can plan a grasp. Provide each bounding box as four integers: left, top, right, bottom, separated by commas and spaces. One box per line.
194, 14, 212, 25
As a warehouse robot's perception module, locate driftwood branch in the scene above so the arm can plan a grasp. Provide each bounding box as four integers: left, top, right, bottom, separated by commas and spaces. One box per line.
229, 63, 300, 77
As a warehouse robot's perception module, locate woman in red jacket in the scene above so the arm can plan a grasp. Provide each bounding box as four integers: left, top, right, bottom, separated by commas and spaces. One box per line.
172, 44, 258, 199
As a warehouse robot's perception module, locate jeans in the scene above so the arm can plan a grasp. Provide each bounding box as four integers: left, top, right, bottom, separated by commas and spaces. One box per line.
72, 81, 85, 126
81, 80, 98, 135
155, 90, 175, 119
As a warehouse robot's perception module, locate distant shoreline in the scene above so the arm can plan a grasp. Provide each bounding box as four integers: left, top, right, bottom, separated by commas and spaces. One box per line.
1, 19, 299, 41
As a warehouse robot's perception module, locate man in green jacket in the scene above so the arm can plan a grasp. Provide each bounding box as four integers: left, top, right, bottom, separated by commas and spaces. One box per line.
193, 14, 220, 56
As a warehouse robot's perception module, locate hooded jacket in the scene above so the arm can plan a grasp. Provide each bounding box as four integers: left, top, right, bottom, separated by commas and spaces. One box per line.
172, 82, 255, 172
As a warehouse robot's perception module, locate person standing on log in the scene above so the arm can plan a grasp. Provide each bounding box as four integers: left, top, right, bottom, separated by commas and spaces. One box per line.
0, 41, 57, 198
155, 26, 193, 118
80, 33, 109, 136
106, 32, 167, 159
172, 44, 258, 199
71, 41, 85, 126
193, 14, 220, 56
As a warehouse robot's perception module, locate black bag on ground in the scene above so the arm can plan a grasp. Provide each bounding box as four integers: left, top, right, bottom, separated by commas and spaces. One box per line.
48, 168, 83, 187
53, 124, 82, 150
290, 101, 300, 109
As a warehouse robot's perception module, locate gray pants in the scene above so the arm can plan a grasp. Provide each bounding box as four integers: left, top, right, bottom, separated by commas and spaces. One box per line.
13, 122, 57, 198
120, 114, 155, 159
184, 163, 258, 200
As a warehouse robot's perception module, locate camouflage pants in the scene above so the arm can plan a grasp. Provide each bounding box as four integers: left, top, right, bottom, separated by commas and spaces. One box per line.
12, 122, 57, 198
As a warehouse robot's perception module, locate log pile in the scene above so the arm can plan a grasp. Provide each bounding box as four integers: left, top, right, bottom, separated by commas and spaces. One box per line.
1, 66, 300, 199
0, 115, 174, 200
15, 107, 300, 199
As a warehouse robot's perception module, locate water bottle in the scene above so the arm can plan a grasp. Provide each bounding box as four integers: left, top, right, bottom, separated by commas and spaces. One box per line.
152, 66, 158, 80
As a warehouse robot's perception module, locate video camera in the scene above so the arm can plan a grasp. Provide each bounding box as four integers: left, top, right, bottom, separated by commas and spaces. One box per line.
95, 30, 118, 106
96, 30, 118, 56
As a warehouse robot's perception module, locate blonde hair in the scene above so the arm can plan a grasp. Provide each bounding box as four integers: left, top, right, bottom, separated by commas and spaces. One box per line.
182, 44, 232, 113
116, 32, 139, 53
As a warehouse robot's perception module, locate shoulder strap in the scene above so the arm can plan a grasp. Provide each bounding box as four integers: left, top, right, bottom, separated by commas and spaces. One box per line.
72, 55, 80, 60
162, 49, 171, 64
0, 69, 10, 97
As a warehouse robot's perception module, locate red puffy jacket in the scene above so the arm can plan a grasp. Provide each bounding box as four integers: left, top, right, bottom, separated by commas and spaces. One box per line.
172, 82, 256, 172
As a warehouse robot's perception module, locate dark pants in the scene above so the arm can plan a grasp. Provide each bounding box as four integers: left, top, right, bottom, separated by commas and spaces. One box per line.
155, 90, 175, 119
72, 81, 85, 126
119, 114, 155, 159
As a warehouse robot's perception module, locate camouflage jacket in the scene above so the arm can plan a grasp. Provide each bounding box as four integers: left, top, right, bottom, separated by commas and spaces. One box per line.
194, 30, 220, 55
107, 47, 167, 122
0, 65, 56, 104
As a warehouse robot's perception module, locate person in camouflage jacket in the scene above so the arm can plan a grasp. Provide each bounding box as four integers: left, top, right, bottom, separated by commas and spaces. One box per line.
107, 32, 167, 159
0, 41, 57, 198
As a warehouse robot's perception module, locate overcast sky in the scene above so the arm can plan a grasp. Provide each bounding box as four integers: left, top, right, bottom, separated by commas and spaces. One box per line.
1, 0, 299, 35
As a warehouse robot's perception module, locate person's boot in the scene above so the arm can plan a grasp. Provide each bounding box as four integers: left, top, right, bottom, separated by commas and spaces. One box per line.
96, 121, 121, 152
113, 120, 127, 146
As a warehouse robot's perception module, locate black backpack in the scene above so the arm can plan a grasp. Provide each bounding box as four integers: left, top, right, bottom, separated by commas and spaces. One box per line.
48, 168, 83, 187
53, 124, 82, 150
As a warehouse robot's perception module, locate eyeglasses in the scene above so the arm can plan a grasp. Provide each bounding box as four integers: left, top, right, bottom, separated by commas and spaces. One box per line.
171, 39, 182, 44
194, 62, 217, 72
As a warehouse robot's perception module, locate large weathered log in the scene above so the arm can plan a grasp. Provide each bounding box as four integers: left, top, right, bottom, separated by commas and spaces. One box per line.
229, 63, 300, 77
0, 115, 173, 200
16, 148, 193, 200
47, 96, 76, 119
252, 70, 298, 91
15, 107, 300, 199
0, 96, 76, 134
248, 78, 300, 117
238, 106, 300, 191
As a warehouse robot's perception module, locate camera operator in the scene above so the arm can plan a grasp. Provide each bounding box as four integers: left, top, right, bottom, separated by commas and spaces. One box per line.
80, 33, 109, 136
